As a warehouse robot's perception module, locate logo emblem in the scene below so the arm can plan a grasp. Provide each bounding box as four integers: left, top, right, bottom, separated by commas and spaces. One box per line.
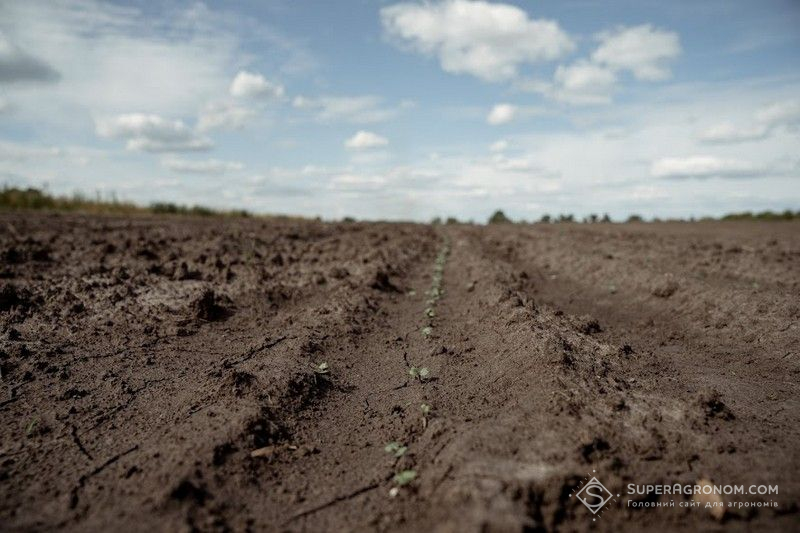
575, 476, 613, 514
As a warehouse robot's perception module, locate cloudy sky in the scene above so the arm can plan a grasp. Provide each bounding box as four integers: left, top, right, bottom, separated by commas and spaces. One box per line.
1, 0, 799, 221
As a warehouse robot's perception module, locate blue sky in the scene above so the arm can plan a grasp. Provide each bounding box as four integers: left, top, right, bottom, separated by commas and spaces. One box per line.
1, 0, 799, 221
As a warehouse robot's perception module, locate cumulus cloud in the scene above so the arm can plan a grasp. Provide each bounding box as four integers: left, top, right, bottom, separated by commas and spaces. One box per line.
700, 99, 800, 143
520, 24, 680, 106
489, 139, 509, 152
592, 24, 681, 81
651, 156, 758, 179
95, 113, 212, 153
381, 0, 574, 82
551, 60, 616, 105
345, 131, 389, 150
163, 158, 243, 174
0, 31, 60, 84
229, 70, 284, 99
293, 95, 398, 123
487, 104, 516, 125
699, 123, 768, 143
197, 101, 257, 132
0, 1, 295, 115
756, 99, 800, 126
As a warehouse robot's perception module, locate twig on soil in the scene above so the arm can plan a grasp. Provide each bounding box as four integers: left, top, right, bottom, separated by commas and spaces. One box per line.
0, 395, 19, 409
284, 482, 380, 524
224, 335, 288, 367
69, 445, 138, 509
70, 425, 93, 460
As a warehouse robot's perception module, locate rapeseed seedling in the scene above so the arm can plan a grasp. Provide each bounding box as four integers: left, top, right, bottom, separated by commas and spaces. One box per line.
384, 441, 407, 457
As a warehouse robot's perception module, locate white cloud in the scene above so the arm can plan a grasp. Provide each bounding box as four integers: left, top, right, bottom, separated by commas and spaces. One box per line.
345, 130, 389, 150
163, 158, 243, 174
0, 30, 60, 83
650, 156, 758, 179
518, 24, 679, 107
293, 95, 398, 123
0, 96, 9, 113
551, 60, 616, 105
95, 113, 212, 153
0, 1, 258, 116
489, 139, 509, 152
755, 99, 800, 127
487, 103, 516, 125
0, 140, 62, 160
699, 122, 769, 143
592, 24, 681, 81
491, 153, 532, 171
197, 101, 257, 132
381, 0, 574, 82
700, 99, 800, 143
229, 70, 284, 99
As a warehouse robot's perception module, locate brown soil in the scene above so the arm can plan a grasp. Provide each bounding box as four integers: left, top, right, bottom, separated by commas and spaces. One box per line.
1, 213, 798, 532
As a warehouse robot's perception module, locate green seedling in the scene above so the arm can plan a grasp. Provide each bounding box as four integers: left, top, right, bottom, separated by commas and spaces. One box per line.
25, 418, 38, 437
421, 326, 432, 337
424, 307, 435, 318
408, 366, 430, 381
312, 361, 330, 385
384, 441, 407, 458
393, 469, 417, 486
421, 403, 432, 429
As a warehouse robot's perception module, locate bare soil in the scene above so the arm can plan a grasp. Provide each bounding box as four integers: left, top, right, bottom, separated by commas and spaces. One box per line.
1, 213, 798, 532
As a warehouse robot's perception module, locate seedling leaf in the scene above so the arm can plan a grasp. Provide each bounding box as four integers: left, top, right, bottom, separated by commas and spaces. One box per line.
384, 441, 407, 457
393, 469, 417, 486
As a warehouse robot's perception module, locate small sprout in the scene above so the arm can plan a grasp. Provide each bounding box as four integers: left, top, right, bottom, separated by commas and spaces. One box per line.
421, 403, 432, 429
408, 366, 430, 381
407, 289, 416, 296
384, 441, 407, 457
393, 469, 417, 486
25, 418, 39, 437
312, 362, 330, 385
389, 486, 400, 498
424, 307, 435, 318
421, 326, 432, 337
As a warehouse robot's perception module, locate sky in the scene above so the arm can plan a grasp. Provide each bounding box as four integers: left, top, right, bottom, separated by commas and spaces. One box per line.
0, 0, 799, 221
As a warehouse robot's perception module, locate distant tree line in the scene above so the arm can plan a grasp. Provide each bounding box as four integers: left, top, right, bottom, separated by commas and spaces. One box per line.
0, 186, 250, 217
478, 209, 800, 225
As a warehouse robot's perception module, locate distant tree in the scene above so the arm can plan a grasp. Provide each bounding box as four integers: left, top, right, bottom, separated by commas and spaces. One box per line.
539, 214, 551, 223
342, 216, 356, 223
446, 217, 459, 225
601, 213, 611, 223
588, 213, 599, 223
431, 216, 442, 225
557, 213, 574, 223
488, 210, 511, 224
626, 214, 644, 223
